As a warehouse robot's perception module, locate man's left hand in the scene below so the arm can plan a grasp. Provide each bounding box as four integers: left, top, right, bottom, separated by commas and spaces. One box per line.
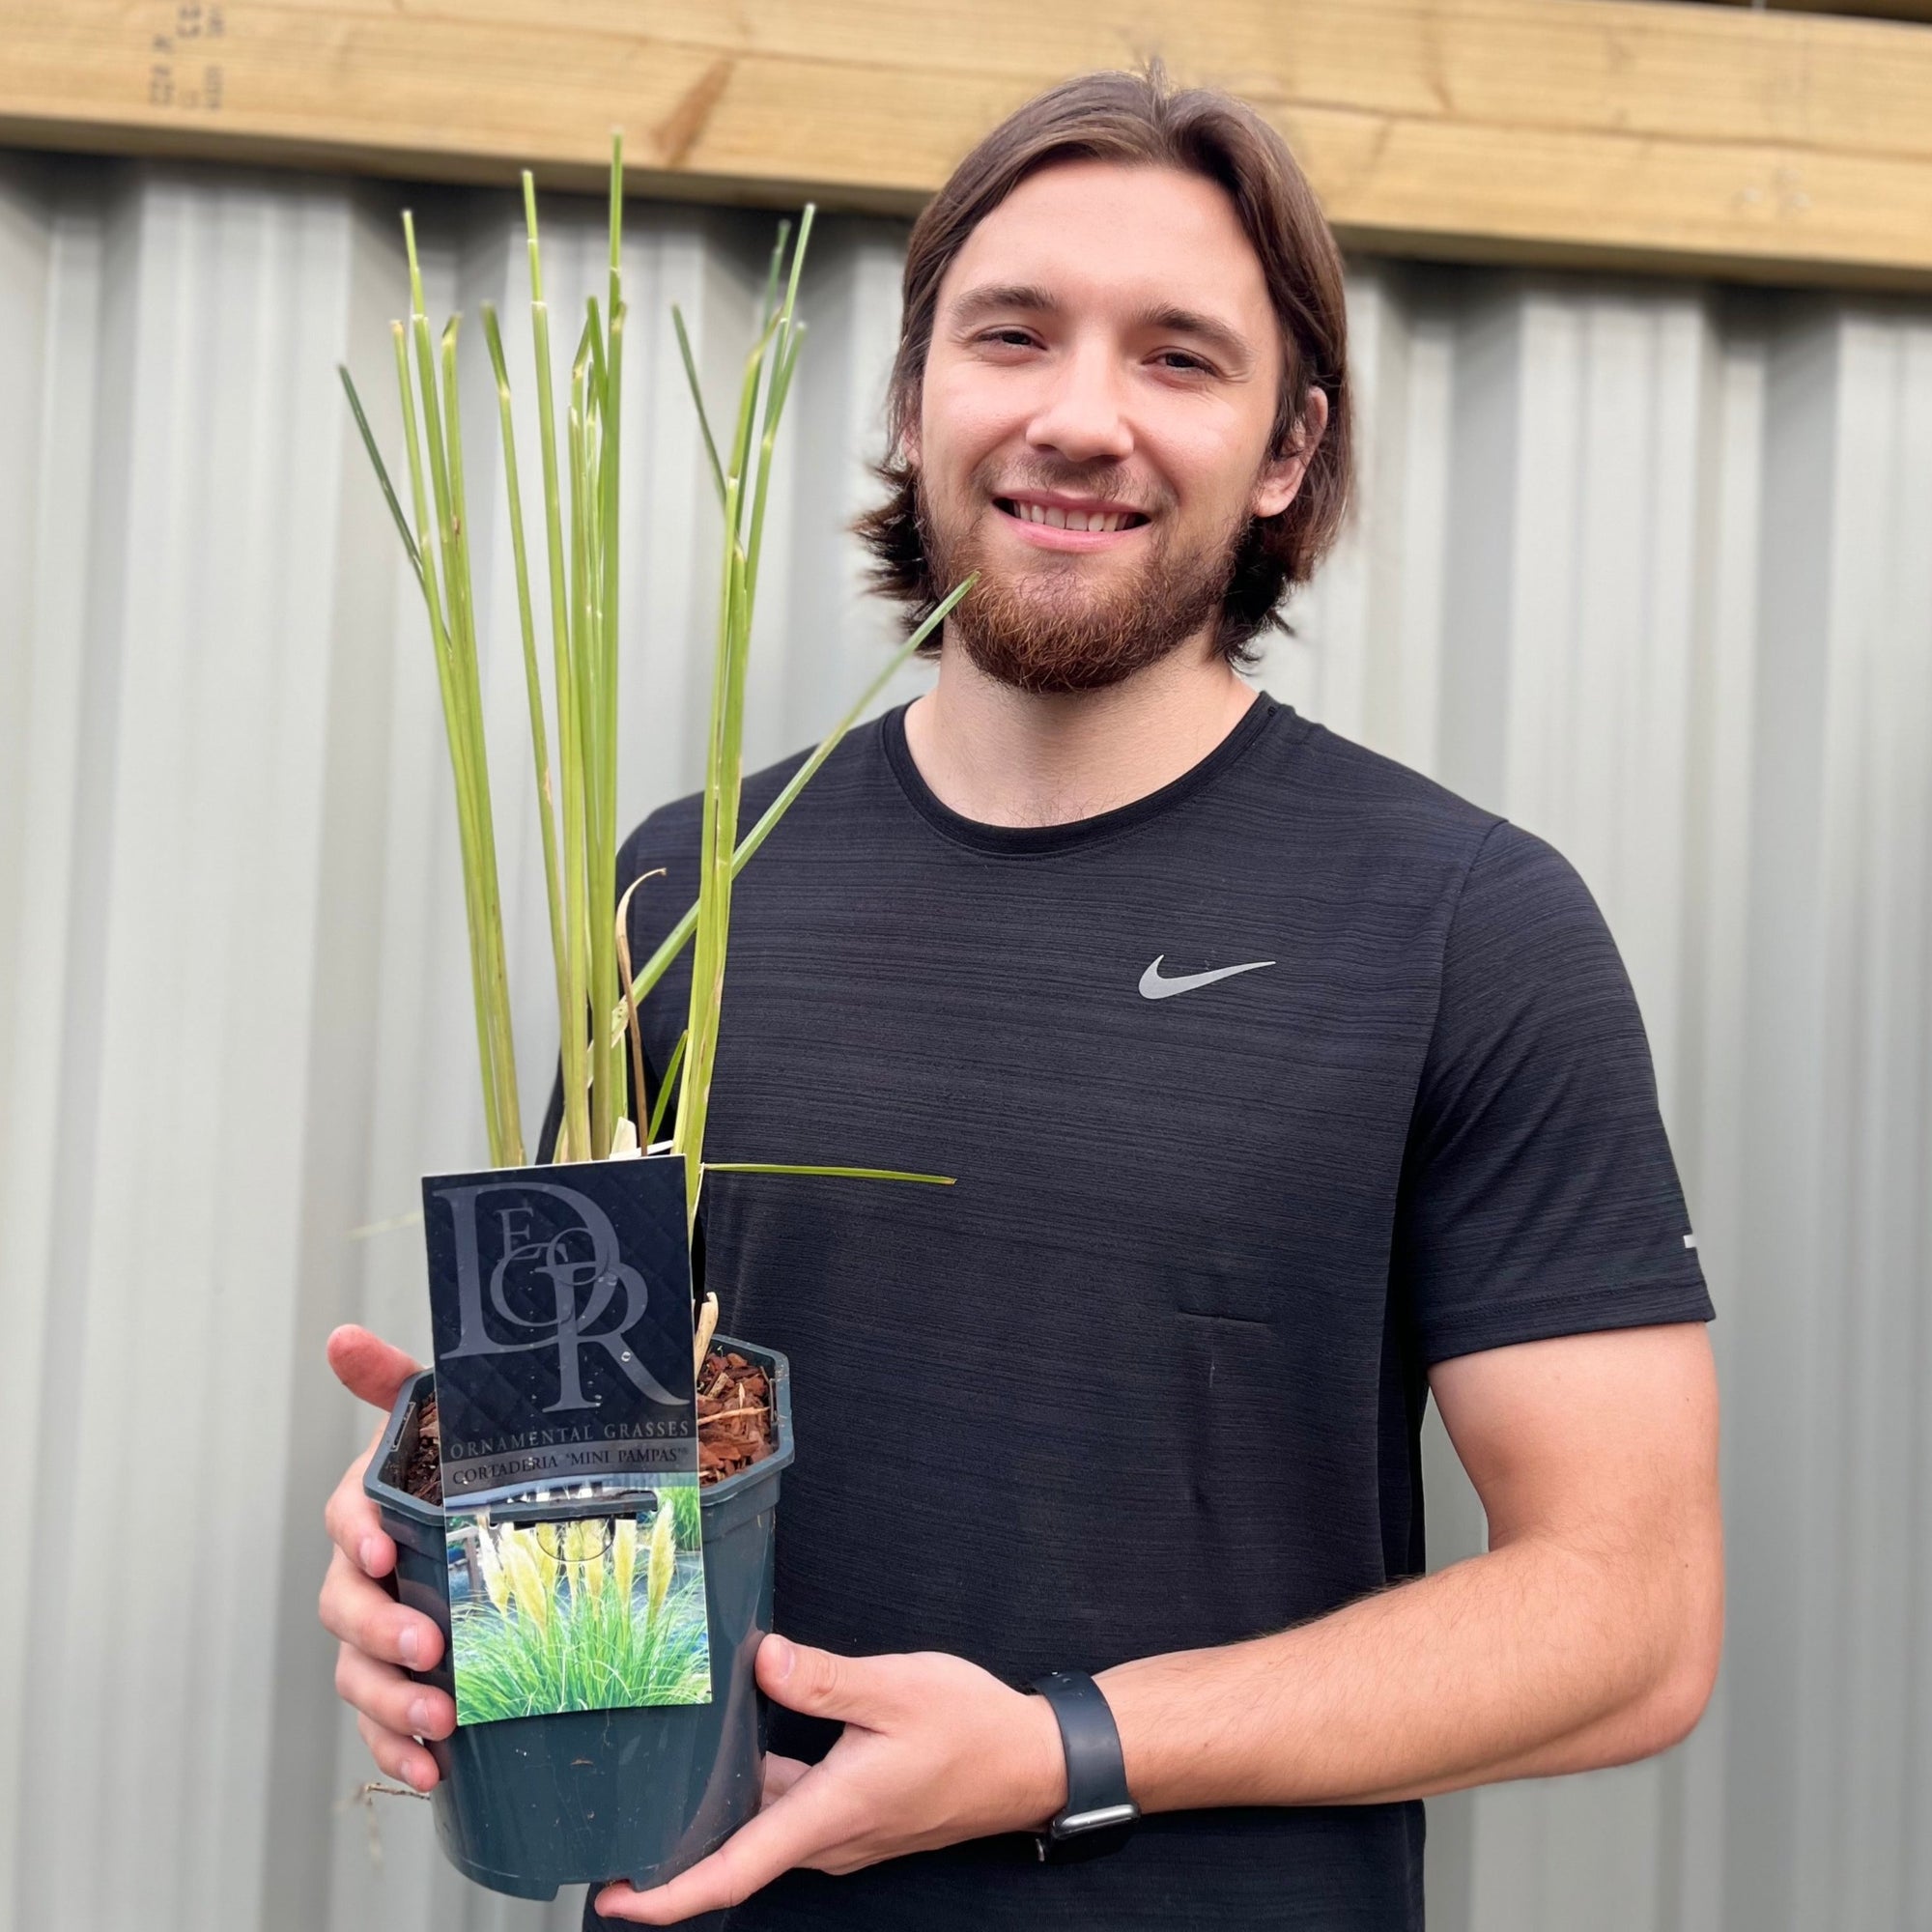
593, 1634, 1068, 1924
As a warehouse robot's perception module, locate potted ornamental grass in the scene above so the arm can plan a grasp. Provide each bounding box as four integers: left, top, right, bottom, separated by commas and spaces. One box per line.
339, 139, 967, 1901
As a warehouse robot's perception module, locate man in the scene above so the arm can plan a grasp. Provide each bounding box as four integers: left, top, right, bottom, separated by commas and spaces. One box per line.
321, 68, 1721, 1930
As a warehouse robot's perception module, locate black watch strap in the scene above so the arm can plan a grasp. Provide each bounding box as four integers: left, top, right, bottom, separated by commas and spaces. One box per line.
1026, 1670, 1140, 1862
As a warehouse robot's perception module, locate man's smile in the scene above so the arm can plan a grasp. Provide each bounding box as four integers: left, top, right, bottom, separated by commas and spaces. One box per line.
992, 492, 1151, 551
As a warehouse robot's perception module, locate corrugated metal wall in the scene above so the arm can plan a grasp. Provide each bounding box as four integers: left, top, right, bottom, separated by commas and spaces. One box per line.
2, 151, 1928, 1932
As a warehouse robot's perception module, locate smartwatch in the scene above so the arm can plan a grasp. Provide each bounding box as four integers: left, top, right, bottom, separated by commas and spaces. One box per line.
1026, 1670, 1140, 1862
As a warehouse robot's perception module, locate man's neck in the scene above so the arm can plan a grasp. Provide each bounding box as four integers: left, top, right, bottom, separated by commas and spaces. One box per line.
899, 630, 1259, 830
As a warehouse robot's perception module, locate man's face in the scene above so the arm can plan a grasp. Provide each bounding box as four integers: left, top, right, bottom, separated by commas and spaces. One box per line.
911, 159, 1313, 694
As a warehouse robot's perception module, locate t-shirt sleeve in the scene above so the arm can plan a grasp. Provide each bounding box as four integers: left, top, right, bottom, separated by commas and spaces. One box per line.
1394, 820, 1714, 1363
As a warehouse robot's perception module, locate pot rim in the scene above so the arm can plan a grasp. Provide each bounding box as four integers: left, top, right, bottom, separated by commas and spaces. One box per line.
366, 1333, 795, 1529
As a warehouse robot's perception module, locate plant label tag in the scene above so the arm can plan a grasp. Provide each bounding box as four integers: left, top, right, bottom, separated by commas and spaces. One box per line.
443, 1484, 713, 1724
421, 1151, 700, 1508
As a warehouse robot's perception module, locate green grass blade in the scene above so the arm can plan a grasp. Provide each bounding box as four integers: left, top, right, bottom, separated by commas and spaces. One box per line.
670, 307, 724, 509
523, 173, 589, 1164
776, 206, 814, 355
593, 290, 627, 1147
668, 216, 819, 1227
391, 315, 497, 1151
758, 217, 791, 328
481, 301, 571, 1072
439, 313, 525, 1166
593, 134, 629, 1151
522, 172, 547, 301
670, 471, 745, 1224
607, 132, 624, 352
627, 574, 973, 1004
703, 1163, 955, 1184
566, 328, 598, 1155
739, 214, 813, 638
723, 315, 781, 518
337, 364, 422, 585
647, 1030, 687, 1144
584, 295, 608, 402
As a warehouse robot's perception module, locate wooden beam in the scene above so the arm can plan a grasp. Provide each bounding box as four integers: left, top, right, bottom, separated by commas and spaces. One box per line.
5, 0, 1932, 289
1699, 0, 1932, 24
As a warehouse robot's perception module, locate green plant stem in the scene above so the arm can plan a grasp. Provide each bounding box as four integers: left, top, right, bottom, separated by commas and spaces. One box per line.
482, 303, 571, 1091
569, 323, 616, 1159
671, 308, 724, 508
440, 318, 525, 1166
671, 231, 815, 1231
568, 327, 597, 1151
671, 463, 745, 1227
629, 576, 972, 1008
592, 156, 627, 1146
647, 1031, 688, 1145
390, 296, 519, 1169
704, 1163, 954, 1183
345, 165, 952, 1194
336, 366, 421, 586
523, 175, 590, 1167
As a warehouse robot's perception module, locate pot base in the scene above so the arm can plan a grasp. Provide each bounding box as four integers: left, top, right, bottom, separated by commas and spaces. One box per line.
364, 1338, 795, 1899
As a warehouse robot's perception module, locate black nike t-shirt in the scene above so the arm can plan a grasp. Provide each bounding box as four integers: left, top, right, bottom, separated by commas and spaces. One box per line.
579, 693, 1713, 1931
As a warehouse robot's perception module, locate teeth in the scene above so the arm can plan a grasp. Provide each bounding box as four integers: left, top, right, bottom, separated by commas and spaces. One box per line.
1013, 502, 1133, 532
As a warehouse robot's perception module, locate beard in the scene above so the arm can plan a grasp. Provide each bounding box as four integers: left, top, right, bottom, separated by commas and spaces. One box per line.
917, 460, 1250, 696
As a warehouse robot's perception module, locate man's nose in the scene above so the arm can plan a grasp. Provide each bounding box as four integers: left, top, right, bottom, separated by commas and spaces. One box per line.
1025, 339, 1133, 466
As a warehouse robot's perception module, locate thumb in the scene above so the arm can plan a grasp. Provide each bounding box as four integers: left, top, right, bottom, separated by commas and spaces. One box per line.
327, 1324, 422, 1413
756, 1635, 895, 1728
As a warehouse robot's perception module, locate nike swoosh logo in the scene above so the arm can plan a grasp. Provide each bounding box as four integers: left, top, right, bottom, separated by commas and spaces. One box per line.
1138, 955, 1276, 1001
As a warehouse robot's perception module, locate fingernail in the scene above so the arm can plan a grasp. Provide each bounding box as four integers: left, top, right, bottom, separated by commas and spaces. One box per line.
408, 1755, 436, 1792
398, 1624, 421, 1665
408, 1698, 431, 1735
359, 1536, 384, 1574
764, 1634, 793, 1681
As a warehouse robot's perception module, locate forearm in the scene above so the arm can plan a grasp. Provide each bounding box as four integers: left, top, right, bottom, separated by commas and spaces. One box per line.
1096, 1529, 1714, 1813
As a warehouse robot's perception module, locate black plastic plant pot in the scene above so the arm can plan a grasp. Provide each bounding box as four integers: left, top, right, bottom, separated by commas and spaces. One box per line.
363, 1339, 796, 1901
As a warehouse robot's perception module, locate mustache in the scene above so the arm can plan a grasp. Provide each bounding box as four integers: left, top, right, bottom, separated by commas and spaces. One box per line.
972, 459, 1168, 519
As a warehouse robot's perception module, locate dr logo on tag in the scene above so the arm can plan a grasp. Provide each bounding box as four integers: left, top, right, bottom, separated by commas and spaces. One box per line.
440, 1179, 677, 1411
421, 1158, 700, 1505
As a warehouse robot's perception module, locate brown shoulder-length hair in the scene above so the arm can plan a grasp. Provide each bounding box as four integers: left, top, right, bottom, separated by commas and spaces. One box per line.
854, 64, 1352, 667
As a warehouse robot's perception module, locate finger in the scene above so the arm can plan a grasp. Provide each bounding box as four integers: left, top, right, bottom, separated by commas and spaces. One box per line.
327, 1324, 423, 1413
356, 1711, 440, 1793
759, 1753, 810, 1809
323, 1450, 395, 1579
318, 1548, 443, 1669
757, 1635, 895, 1729
596, 1766, 861, 1923
334, 1642, 456, 1741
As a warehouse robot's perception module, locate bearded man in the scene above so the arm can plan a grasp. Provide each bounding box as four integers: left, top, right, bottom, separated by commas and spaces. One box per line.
321, 68, 1721, 1932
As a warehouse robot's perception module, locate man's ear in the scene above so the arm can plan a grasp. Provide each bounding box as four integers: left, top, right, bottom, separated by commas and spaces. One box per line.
1252, 386, 1329, 521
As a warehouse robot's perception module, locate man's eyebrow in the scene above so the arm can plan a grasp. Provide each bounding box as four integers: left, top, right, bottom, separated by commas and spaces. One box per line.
946, 282, 1060, 327
1132, 303, 1255, 368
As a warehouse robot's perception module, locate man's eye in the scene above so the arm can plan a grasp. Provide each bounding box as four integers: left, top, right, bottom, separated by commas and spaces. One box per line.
979, 328, 1038, 349
1154, 350, 1212, 374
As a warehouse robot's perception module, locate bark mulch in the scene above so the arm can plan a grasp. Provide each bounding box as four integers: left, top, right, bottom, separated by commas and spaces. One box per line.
400, 1349, 774, 1506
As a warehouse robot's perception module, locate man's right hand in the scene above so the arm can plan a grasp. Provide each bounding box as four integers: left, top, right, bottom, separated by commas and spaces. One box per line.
319, 1324, 454, 1793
